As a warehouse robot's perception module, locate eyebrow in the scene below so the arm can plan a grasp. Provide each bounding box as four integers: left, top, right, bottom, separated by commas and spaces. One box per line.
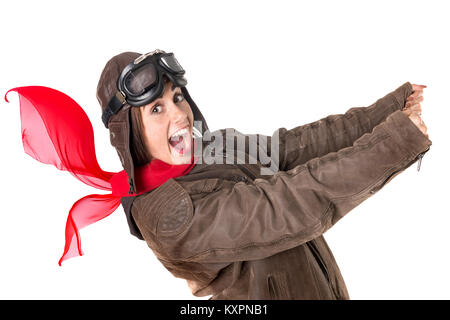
156, 84, 178, 99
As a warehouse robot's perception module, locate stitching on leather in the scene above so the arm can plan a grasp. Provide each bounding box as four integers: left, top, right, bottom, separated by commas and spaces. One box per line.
108, 123, 125, 147
153, 111, 413, 262
156, 180, 193, 237
331, 154, 410, 201
134, 180, 179, 235
256, 132, 391, 201
177, 201, 334, 262
284, 92, 405, 169
161, 135, 407, 261
272, 132, 389, 181
289, 109, 371, 149
389, 92, 402, 109
160, 134, 409, 261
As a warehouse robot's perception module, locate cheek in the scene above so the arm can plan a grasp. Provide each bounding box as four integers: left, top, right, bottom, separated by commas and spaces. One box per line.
141, 116, 169, 154
182, 101, 194, 123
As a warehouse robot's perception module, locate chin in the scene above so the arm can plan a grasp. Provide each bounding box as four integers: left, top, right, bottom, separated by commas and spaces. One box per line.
170, 152, 193, 165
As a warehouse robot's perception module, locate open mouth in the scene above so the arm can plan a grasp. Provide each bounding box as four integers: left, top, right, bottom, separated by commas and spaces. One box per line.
168, 127, 192, 156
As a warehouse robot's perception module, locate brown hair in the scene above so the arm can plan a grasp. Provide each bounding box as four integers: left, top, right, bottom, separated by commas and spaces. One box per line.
129, 107, 152, 167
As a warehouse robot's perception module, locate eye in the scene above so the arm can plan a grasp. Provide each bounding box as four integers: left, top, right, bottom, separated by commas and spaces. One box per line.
151, 105, 162, 114
174, 92, 184, 103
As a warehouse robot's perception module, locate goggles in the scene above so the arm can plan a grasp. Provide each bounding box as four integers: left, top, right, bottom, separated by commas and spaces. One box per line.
102, 49, 187, 128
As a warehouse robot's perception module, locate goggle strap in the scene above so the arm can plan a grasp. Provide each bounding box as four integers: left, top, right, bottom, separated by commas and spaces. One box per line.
102, 91, 126, 128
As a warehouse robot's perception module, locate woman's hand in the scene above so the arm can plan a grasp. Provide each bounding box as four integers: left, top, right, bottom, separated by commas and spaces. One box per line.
402, 84, 429, 139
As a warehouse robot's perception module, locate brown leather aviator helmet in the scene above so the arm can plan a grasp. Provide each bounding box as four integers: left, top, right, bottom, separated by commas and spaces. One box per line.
96, 51, 209, 194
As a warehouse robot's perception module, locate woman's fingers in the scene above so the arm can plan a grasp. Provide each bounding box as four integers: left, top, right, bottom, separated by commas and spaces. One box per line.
406, 104, 422, 114
407, 91, 424, 100
410, 84, 426, 100
406, 95, 424, 104
405, 83, 426, 111
412, 84, 427, 91
403, 108, 422, 117
405, 98, 424, 110
403, 83, 429, 138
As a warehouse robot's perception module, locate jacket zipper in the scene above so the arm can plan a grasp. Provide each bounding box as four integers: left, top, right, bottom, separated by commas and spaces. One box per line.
370, 147, 430, 194
236, 164, 256, 180
416, 153, 425, 172
230, 175, 248, 183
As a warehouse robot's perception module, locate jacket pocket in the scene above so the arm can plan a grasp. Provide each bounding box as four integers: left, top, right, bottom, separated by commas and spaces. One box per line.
267, 272, 291, 300
306, 240, 342, 299
306, 241, 330, 283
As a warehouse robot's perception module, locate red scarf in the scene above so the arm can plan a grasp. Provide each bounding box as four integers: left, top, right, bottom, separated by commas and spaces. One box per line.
5, 86, 198, 265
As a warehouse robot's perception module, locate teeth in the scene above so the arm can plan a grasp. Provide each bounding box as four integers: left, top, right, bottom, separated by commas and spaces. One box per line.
170, 128, 189, 140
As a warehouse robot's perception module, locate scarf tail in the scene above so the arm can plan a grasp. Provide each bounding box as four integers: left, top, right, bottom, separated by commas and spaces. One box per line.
58, 194, 122, 265
5, 86, 121, 265
6, 86, 114, 190
5, 86, 197, 265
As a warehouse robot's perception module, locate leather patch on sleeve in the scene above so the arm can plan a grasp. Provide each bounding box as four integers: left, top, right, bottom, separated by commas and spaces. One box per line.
131, 179, 193, 241
158, 196, 190, 233
156, 179, 193, 237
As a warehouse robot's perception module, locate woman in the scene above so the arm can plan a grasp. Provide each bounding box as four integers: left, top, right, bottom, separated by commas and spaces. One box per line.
96, 50, 431, 299
8, 49, 430, 299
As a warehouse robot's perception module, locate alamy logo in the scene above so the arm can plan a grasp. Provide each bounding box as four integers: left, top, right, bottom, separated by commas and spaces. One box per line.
192, 121, 280, 175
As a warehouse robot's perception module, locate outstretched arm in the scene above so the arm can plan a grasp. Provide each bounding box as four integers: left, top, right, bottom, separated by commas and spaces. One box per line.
132, 108, 431, 264
278, 82, 414, 171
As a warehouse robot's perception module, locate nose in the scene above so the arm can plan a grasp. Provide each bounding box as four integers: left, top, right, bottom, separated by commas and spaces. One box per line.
168, 101, 187, 124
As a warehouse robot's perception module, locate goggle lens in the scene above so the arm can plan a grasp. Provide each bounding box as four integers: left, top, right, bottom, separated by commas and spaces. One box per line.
124, 63, 157, 95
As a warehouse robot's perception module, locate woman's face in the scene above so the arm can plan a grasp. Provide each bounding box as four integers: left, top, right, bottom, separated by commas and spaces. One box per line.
139, 80, 194, 165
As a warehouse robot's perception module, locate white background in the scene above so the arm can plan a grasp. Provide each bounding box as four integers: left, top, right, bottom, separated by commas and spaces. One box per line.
0, 0, 449, 299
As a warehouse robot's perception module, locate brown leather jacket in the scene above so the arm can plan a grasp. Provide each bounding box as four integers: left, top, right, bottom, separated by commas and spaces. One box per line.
123, 82, 431, 299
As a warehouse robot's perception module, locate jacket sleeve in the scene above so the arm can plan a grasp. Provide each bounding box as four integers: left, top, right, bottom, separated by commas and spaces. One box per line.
278, 82, 414, 171
131, 110, 431, 264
